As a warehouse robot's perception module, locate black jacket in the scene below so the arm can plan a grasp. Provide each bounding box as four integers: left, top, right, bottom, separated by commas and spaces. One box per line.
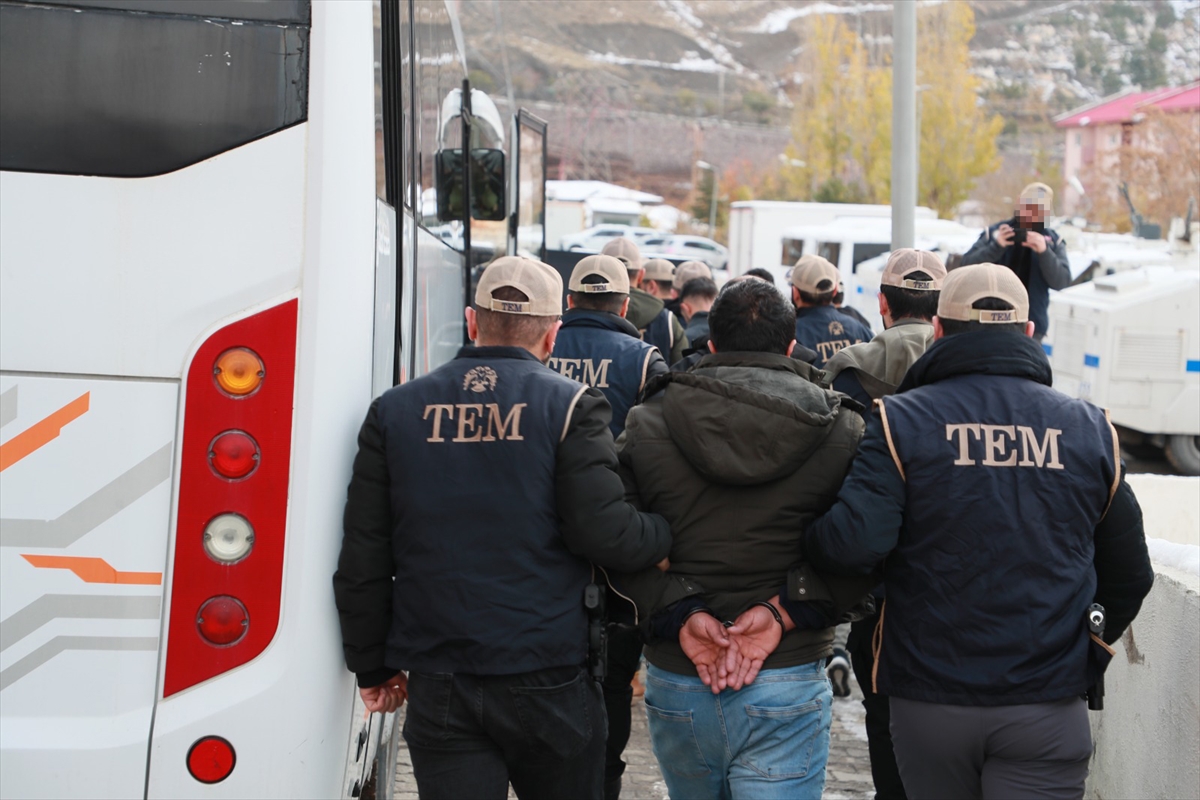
334, 347, 672, 686
803, 330, 1154, 705
961, 218, 1070, 336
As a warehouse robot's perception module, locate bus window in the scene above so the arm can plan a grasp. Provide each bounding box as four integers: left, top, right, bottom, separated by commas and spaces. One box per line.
0, 1, 309, 177
781, 238, 804, 266
817, 242, 841, 268
851, 243, 890, 272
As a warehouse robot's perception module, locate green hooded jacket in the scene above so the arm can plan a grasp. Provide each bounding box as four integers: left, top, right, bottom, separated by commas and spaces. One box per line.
614, 351, 870, 677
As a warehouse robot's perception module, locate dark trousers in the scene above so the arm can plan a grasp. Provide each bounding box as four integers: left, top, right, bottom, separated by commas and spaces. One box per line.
848, 610, 908, 800
601, 625, 644, 800
403, 665, 606, 800
890, 696, 1091, 800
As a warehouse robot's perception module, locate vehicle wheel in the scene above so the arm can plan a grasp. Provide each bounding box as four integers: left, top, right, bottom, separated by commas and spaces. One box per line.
1164, 435, 1200, 476
569, 245, 581, 251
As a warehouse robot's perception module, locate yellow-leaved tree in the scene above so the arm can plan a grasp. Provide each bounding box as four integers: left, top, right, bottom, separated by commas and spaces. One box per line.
761, 4, 1001, 216
916, 2, 1003, 217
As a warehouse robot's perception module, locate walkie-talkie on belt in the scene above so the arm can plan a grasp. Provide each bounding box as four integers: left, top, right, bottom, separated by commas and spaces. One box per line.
1087, 603, 1106, 711
585, 583, 607, 682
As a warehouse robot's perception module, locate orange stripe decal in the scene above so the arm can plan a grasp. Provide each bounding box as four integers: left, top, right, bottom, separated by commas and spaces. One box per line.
0, 393, 90, 472
21, 554, 162, 585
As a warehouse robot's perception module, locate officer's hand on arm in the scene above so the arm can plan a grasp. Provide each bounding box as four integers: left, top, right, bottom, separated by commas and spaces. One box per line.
360, 671, 408, 714
804, 412, 904, 575
556, 388, 671, 571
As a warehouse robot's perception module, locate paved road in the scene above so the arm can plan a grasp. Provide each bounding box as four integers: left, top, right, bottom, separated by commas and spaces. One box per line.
392, 674, 876, 799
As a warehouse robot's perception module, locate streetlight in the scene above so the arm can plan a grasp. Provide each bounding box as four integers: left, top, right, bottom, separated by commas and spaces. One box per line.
696, 160, 718, 236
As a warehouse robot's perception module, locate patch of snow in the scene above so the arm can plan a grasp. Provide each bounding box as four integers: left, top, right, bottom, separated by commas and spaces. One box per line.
587, 51, 724, 73
752, 2, 894, 34
1147, 537, 1200, 578
663, 0, 703, 30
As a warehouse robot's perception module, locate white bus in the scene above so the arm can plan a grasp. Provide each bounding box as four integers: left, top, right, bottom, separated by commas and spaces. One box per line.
0, 1, 547, 797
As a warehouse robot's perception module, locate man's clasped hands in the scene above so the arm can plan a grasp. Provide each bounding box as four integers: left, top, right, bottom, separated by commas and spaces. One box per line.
678, 598, 792, 695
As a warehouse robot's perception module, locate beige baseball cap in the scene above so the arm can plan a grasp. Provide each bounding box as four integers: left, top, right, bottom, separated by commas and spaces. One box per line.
569, 255, 630, 294
601, 237, 643, 270
1019, 182, 1054, 213
937, 263, 1029, 324
642, 258, 676, 282
881, 249, 947, 291
672, 260, 713, 290
475, 256, 563, 316
790, 255, 839, 294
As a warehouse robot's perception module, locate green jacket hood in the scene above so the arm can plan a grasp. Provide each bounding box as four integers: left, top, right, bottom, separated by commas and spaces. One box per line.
660, 352, 843, 485
626, 287, 665, 329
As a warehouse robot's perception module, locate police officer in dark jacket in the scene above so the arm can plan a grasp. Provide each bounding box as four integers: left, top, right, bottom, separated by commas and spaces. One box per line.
961, 182, 1071, 340
333, 256, 672, 800
789, 255, 873, 368
550, 254, 668, 437
545, 254, 668, 799
801, 263, 1154, 800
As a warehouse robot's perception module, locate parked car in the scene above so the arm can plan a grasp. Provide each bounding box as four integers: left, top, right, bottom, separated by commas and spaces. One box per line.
643, 234, 729, 269
559, 225, 659, 251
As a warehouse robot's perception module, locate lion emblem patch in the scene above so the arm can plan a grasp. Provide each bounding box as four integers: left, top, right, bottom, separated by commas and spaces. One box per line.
828, 319, 844, 336
463, 366, 499, 393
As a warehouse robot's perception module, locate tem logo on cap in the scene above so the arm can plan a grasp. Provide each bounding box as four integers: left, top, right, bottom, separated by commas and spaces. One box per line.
463, 366, 499, 393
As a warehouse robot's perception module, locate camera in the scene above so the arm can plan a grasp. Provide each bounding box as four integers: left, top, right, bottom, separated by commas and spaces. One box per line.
1012, 228, 1027, 245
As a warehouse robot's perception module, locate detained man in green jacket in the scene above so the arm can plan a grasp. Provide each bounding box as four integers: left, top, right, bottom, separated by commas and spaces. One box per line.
601, 237, 689, 365
611, 279, 873, 799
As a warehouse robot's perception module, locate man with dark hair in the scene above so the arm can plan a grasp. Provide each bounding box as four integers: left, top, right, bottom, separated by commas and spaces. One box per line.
800, 262, 1154, 799
744, 267, 777, 283
667, 260, 714, 321
602, 238, 689, 364
547, 254, 669, 800
679, 277, 718, 344
613, 278, 872, 799
550, 254, 668, 437
961, 181, 1070, 340
789, 255, 873, 368
334, 256, 672, 800
819, 248, 946, 800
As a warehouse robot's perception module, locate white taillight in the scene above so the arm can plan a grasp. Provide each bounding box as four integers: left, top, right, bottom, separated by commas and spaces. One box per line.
203, 513, 255, 563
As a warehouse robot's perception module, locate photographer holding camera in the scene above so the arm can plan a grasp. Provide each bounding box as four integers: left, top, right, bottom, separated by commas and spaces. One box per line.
961, 182, 1070, 341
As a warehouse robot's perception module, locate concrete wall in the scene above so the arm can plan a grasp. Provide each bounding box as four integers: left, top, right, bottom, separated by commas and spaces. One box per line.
1086, 476, 1200, 800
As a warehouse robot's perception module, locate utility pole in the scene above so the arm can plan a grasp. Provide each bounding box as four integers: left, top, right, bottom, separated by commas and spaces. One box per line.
892, 0, 917, 249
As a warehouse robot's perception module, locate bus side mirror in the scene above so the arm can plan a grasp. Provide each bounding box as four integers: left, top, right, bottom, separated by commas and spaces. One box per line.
435, 147, 506, 222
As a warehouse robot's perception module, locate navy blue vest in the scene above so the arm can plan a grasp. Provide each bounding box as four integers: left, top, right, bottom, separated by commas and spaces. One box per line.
794, 305, 873, 368
876, 374, 1117, 705
375, 347, 591, 674
550, 310, 659, 436
642, 308, 674, 360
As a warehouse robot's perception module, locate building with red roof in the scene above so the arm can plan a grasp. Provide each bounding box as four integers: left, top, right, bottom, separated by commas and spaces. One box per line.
1055, 83, 1200, 217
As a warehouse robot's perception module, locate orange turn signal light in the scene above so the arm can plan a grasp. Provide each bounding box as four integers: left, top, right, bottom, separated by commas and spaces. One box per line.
213, 349, 264, 397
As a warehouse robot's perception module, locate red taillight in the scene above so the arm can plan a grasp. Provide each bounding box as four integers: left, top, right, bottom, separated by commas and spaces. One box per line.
187, 736, 236, 784
164, 299, 297, 696
196, 596, 249, 646
208, 431, 259, 479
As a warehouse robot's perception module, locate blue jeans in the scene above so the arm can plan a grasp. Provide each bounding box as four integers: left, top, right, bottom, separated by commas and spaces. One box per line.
643, 661, 832, 800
